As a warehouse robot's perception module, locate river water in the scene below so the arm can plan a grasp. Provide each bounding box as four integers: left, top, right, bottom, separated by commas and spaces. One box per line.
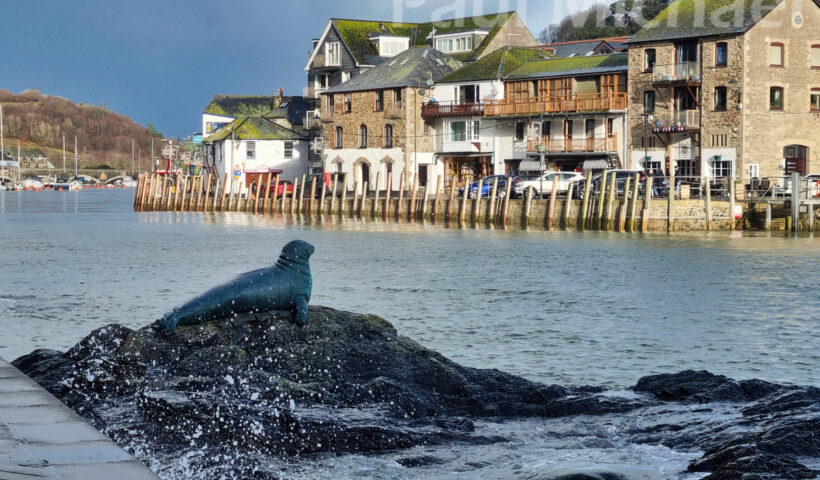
0, 189, 818, 389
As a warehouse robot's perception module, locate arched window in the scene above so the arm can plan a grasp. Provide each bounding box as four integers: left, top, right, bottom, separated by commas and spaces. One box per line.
384, 124, 393, 148
335, 127, 343, 149
359, 125, 368, 148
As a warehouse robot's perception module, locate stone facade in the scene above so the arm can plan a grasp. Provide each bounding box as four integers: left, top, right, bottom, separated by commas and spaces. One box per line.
321, 86, 436, 191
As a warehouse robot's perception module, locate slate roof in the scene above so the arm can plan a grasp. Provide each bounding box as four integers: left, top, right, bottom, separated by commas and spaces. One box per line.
205, 117, 308, 143
437, 46, 554, 84
504, 53, 628, 81
324, 47, 463, 94
263, 97, 315, 126
543, 37, 630, 58
628, 0, 782, 43
329, 12, 517, 65
204, 95, 277, 117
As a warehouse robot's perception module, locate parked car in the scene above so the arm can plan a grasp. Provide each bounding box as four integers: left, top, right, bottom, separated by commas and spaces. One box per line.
577, 170, 648, 200
303, 173, 332, 198
269, 180, 295, 196
459, 175, 522, 199
514, 171, 585, 198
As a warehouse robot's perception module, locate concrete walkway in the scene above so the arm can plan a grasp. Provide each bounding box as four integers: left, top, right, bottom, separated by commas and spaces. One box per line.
0, 358, 159, 480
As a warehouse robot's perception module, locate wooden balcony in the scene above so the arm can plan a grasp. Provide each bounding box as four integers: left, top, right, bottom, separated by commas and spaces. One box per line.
651, 110, 700, 132
652, 62, 701, 85
527, 134, 619, 154
484, 93, 627, 117
421, 101, 484, 118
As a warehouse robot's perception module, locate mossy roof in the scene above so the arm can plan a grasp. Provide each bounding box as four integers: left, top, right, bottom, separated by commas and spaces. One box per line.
504, 53, 628, 80
437, 46, 554, 84
204, 95, 276, 117
325, 47, 463, 94
330, 12, 515, 65
204, 117, 307, 143
628, 0, 782, 44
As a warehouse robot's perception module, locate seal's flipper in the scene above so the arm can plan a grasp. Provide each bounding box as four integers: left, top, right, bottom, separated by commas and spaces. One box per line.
160, 312, 179, 334
292, 296, 309, 327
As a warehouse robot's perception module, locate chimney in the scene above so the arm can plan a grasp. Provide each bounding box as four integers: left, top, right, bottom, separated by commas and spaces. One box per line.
279, 87, 284, 98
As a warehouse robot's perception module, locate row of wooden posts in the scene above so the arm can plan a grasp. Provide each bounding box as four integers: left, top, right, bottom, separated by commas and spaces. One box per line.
133, 170, 735, 232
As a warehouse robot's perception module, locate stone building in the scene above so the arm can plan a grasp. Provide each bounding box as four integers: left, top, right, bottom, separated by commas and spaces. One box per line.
626, 0, 820, 182
304, 12, 536, 99
321, 47, 462, 192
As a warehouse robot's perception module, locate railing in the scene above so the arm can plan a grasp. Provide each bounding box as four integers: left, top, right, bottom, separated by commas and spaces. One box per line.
421, 101, 484, 118
651, 110, 701, 132
384, 104, 404, 120
527, 134, 618, 153
484, 92, 627, 116
652, 62, 701, 84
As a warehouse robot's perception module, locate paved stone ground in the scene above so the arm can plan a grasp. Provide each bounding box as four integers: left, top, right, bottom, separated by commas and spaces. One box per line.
0, 358, 159, 480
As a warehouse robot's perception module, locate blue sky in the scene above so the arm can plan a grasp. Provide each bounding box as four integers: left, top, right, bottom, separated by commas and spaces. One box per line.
2, 0, 588, 138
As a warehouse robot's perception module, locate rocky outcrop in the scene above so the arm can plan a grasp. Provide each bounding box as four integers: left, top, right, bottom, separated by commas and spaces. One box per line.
13, 308, 819, 480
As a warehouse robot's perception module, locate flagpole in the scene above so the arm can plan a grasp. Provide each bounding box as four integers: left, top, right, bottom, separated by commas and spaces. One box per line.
1, 105, 5, 181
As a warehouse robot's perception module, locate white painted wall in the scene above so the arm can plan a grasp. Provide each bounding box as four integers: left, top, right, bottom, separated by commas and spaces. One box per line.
324, 147, 405, 193
432, 80, 504, 103
213, 138, 308, 195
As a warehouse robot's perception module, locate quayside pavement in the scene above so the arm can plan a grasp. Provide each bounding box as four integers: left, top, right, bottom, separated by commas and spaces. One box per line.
0, 357, 159, 480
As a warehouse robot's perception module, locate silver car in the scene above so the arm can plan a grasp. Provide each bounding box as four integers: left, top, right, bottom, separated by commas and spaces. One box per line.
514, 171, 585, 198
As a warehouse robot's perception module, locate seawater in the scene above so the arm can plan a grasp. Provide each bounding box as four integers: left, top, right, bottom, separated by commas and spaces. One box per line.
0, 189, 817, 389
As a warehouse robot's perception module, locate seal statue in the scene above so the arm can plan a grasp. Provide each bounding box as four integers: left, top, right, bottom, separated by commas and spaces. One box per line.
160, 240, 314, 332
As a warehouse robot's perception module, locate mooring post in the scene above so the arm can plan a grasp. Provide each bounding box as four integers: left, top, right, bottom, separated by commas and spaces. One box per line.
271, 175, 280, 214
460, 176, 470, 222
203, 173, 212, 212
421, 182, 430, 220
220, 173, 229, 212
808, 203, 815, 232
396, 172, 405, 219
472, 178, 483, 223
563, 183, 574, 230
373, 172, 381, 218
329, 174, 338, 215
148, 174, 158, 211
360, 181, 368, 218
409, 175, 418, 220
384, 171, 392, 219
548, 175, 559, 230
352, 181, 359, 217
309, 177, 317, 214
133, 174, 144, 211
175, 175, 184, 211
339, 174, 348, 216
447, 175, 456, 220
605, 173, 616, 231
705, 177, 713, 231
524, 185, 533, 227
161, 175, 171, 211
596, 171, 608, 230
192, 175, 202, 211
263, 173, 272, 214
502, 176, 512, 226
619, 177, 630, 232
728, 179, 736, 231
433, 175, 441, 221
488, 177, 499, 223
291, 176, 299, 215
765, 202, 772, 231
629, 173, 640, 232
235, 177, 243, 212
642, 176, 653, 232
317, 175, 325, 215
580, 171, 592, 229
791, 172, 800, 234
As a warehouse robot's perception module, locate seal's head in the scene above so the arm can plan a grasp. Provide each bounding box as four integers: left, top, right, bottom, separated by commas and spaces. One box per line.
278, 240, 315, 269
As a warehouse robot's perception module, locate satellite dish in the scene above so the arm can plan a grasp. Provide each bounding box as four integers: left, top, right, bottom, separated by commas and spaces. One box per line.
426, 78, 434, 86
419, 88, 427, 95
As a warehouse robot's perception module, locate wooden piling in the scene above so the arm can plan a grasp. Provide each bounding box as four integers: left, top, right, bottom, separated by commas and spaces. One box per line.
580, 171, 592, 229
373, 172, 381, 218
133, 174, 144, 211
488, 178, 499, 223
447, 176, 456, 220
291, 176, 299, 215
409, 175, 418, 220
619, 177, 630, 232
628, 173, 640, 232
705, 178, 713, 231
791, 172, 800, 234
728, 179, 736, 231
272, 176, 280, 214
605, 173, 616, 231
154, 174, 164, 211
263, 173, 272, 214
421, 183, 429, 220
472, 178, 483, 223
765, 202, 772, 231
340, 175, 348, 216
460, 177, 469, 222
432, 175, 441, 221
234, 178, 243, 212
563, 184, 574, 229
319, 174, 327, 215
360, 181, 368, 218
203, 173, 213, 212
596, 171, 608, 230
309, 177, 317, 214
396, 172, 405, 219
140, 174, 151, 211
297, 174, 306, 215
384, 172, 392, 219
146, 174, 157, 211
330, 174, 338, 215
547, 175, 559, 230
253, 177, 262, 213
668, 171, 676, 232
176, 175, 185, 212
808, 203, 815, 232
642, 176, 653, 232
502, 177, 512, 226
352, 181, 360, 217
220, 173, 229, 211
189, 176, 199, 211
524, 185, 533, 226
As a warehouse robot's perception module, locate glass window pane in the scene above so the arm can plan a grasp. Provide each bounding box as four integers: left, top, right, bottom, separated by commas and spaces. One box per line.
770, 44, 783, 65
813, 47, 820, 67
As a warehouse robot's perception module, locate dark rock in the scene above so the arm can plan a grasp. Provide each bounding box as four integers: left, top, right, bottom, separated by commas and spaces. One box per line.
396, 455, 447, 467
551, 474, 628, 480
633, 370, 760, 403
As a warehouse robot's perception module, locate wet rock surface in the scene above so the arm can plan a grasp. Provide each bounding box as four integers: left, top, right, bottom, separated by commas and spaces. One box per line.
13, 308, 819, 480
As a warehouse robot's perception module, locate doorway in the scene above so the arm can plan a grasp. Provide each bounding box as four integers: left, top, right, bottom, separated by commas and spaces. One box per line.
784, 145, 808, 175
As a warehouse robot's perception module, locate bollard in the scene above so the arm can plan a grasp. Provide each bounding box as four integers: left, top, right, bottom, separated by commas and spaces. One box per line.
433, 175, 441, 222
385, 171, 392, 220
409, 175, 418, 220
580, 171, 592, 230
629, 173, 640, 232
642, 176, 653, 232
548, 175, 559, 230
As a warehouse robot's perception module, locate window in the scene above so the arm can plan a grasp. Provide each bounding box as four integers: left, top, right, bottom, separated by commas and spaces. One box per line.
384, 124, 393, 148
641, 158, 662, 173
447, 121, 479, 142
316, 73, 330, 90
359, 125, 368, 148
712, 134, 728, 147
342, 72, 351, 83
770, 43, 784, 67
344, 93, 352, 113
770, 87, 784, 110
644, 49, 656, 71
436, 36, 472, 53
423, 122, 431, 135
542, 121, 551, 137
394, 89, 402, 104
246, 141, 255, 159
327, 94, 335, 111
711, 157, 732, 177
644, 90, 656, 112
678, 159, 696, 177
641, 136, 657, 149
325, 42, 341, 66
714, 86, 727, 111
284, 141, 294, 159
334, 127, 343, 149
374, 91, 384, 112
566, 120, 574, 139
811, 89, 820, 111
749, 164, 760, 179
716, 43, 728, 66
813, 45, 820, 68
515, 122, 526, 141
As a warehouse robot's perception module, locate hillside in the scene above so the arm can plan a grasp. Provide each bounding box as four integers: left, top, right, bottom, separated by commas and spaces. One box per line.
0, 88, 162, 170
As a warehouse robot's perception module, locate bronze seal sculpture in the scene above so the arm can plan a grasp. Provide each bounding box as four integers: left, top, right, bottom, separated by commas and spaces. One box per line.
160, 240, 314, 332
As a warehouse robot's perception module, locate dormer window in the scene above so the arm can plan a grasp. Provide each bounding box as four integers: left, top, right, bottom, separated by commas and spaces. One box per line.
325, 42, 341, 67
372, 35, 410, 57
436, 36, 472, 53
